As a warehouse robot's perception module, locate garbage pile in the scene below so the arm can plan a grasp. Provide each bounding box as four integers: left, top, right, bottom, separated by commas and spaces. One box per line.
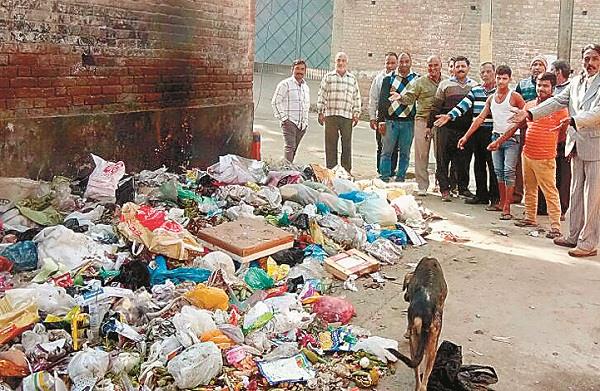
0, 153, 432, 390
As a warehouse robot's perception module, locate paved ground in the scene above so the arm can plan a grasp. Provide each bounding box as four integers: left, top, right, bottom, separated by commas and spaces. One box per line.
253, 72, 600, 390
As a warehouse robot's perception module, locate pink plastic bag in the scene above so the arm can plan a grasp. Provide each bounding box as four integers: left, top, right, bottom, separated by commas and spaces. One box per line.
312, 296, 355, 324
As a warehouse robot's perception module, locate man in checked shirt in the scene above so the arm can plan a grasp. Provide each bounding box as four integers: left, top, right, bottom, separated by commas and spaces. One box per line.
317, 52, 362, 173
271, 59, 311, 163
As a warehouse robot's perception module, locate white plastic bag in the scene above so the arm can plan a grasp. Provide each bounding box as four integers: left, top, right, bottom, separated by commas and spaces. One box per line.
172, 306, 216, 347
357, 197, 398, 226
353, 336, 399, 363
84, 154, 125, 203
332, 178, 359, 195
33, 225, 115, 270
193, 251, 236, 281
167, 342, 223, 388
5, 283, 76, 315
67, 348, 110, 391
64, 205, 105, 226
207, 154, 267, 185
318, 193, 357, 217
279, 184, 320, 205
390, 195, 422, 222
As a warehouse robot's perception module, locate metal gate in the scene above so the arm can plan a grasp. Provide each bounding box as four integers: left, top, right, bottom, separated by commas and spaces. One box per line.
255, 0, 333, 70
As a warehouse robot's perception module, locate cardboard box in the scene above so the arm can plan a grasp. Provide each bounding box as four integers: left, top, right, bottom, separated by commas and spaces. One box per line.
196, 217, 294, 263
324, 249, 380, 280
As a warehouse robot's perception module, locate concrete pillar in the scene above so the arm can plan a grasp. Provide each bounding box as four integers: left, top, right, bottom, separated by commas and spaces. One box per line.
479, 0, 493, 63
557, 0, 574, 61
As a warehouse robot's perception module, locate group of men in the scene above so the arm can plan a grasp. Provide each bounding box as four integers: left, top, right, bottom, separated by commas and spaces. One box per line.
271, 44, 600, 258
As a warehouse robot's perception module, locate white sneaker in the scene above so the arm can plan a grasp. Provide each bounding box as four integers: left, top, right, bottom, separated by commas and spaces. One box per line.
417, 190, 428, 196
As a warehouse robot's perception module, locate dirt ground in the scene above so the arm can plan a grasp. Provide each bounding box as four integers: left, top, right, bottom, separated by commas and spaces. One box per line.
254, 74, 600, 390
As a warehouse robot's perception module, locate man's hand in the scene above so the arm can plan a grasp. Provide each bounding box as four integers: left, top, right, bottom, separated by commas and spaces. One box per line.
318, 113, 325, 126
457, 136, 467, 150
378, 122, 386, 136
352, 115, 359, 127
425, 128, 433, 141
487, 140, 500, 151
389, 91, 402, 102
369, 119, 377, 130
434, 114, 451, 128
560, 117, 572, 130
509, 108, 529, 124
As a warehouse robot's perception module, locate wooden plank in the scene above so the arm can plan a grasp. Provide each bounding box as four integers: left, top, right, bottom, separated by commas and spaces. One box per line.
196, 217, 294, 259
324, 249, 380, 280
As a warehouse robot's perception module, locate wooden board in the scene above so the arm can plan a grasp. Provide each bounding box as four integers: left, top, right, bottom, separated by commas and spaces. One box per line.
196, 217, 294, 263
324, 249, 380, 280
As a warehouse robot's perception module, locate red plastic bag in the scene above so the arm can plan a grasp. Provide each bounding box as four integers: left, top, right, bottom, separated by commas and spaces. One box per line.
312, 296, 355, 324
0, 256, 13, 272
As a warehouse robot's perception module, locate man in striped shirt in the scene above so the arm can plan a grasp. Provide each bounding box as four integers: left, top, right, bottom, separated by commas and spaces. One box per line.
271, 59, 310, 163
377, 52, 419, 182
435, 62, 499, 208
317, 52, 362, 173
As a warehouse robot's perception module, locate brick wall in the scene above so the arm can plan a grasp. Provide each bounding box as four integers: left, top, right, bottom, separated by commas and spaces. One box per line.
0, 0, 255, 178
332, 0, 600, 97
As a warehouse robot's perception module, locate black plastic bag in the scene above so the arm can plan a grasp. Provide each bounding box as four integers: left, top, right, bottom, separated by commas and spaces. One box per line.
271, 247, 305, 267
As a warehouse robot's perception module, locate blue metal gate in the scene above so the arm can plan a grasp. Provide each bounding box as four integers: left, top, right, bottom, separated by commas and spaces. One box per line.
255, 0, 333, 70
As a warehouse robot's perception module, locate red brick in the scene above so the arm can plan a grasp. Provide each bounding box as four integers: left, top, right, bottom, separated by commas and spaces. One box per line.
34, 98, 47, 108
6, 98, 34, 109
72, 96, 86, 106
16, 66, 31, 77
102, 85, 122, 94
120, 76, 134, 85
10, 78, 38, 88
16, 88, 55, 98
37, 78, 54, 88
46, 97, 71, 108
0, 55, 8, 66
118, 93, 144, 102
0, 67, 17, 77
0, 99, 5, 110
0, 78, 8, 88
48, 55, 79, 66
145, 75, 160, 84
90, 86, 102, 95
144, 93, 161, 102
31, 67, 70, 77
9, 54, 38, 66
67, 86, 91, 96
0, 89, 15, 99
122, 85, 135, 93
52, 77, 79, 87
55, 87, 67, 96
84, 95, 116, 105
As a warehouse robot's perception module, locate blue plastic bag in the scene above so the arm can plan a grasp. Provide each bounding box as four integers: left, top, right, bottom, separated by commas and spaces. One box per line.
149, 255, 211, 285
0, 241, 38, 271
379, 229, 408, 246
303, 244, 328, 261
338, 191, 374, 203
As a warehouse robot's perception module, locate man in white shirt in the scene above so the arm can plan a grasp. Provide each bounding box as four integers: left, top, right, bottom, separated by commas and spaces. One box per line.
272, 59, 310, 163
369, 52, 398, 174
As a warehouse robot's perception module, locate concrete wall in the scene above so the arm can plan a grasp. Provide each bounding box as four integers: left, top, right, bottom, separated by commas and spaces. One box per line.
0, 0, 255, 178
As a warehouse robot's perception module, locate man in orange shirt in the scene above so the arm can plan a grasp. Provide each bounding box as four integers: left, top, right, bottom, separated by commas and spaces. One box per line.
500, 72, 568, 238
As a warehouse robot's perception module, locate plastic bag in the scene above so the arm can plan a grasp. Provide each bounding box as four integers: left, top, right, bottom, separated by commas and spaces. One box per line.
64, 205, 105, 226
167, 342, 223, 388
33, 225, 115, 270
0, 240, 38, 271
200, 329, 234, 349
0, 349, 30, 377
243, 301, 274, 333
184, 284, 229, 311
67, 348, 110, 391
149, 256, 211, 286
390, 195, 423, 222
352, 336, 399, 363
266, 258, 289, 281
224, 203, 256, 220
0, 177, 43, 214
172, 306, 216, 347
5, 283, 76, 315
332, 178, 359, 195
338, 191, 373, 203
317, 192, 356, 217
287, 259, 325, 281
363, 238, 403, 265
244, 267, 274, 290
207, 154, 267, 185
194, 251, 236, 281
379, 229, 408, 246
357, 197, 398, 227
84, 154, 126, 203
279, 184, 320, 205
118, 202, 203, 260
312, 296, 355, 324
22, 371, 68, 391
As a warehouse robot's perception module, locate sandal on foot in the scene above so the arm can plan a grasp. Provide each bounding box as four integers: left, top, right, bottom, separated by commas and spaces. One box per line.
546, 229, 561, 239
499, 213, 513, 220
485, 205, 502, 211
514, 219, 537, 227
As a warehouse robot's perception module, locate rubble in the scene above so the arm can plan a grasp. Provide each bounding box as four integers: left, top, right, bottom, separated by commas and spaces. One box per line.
0, 153, 431, 390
